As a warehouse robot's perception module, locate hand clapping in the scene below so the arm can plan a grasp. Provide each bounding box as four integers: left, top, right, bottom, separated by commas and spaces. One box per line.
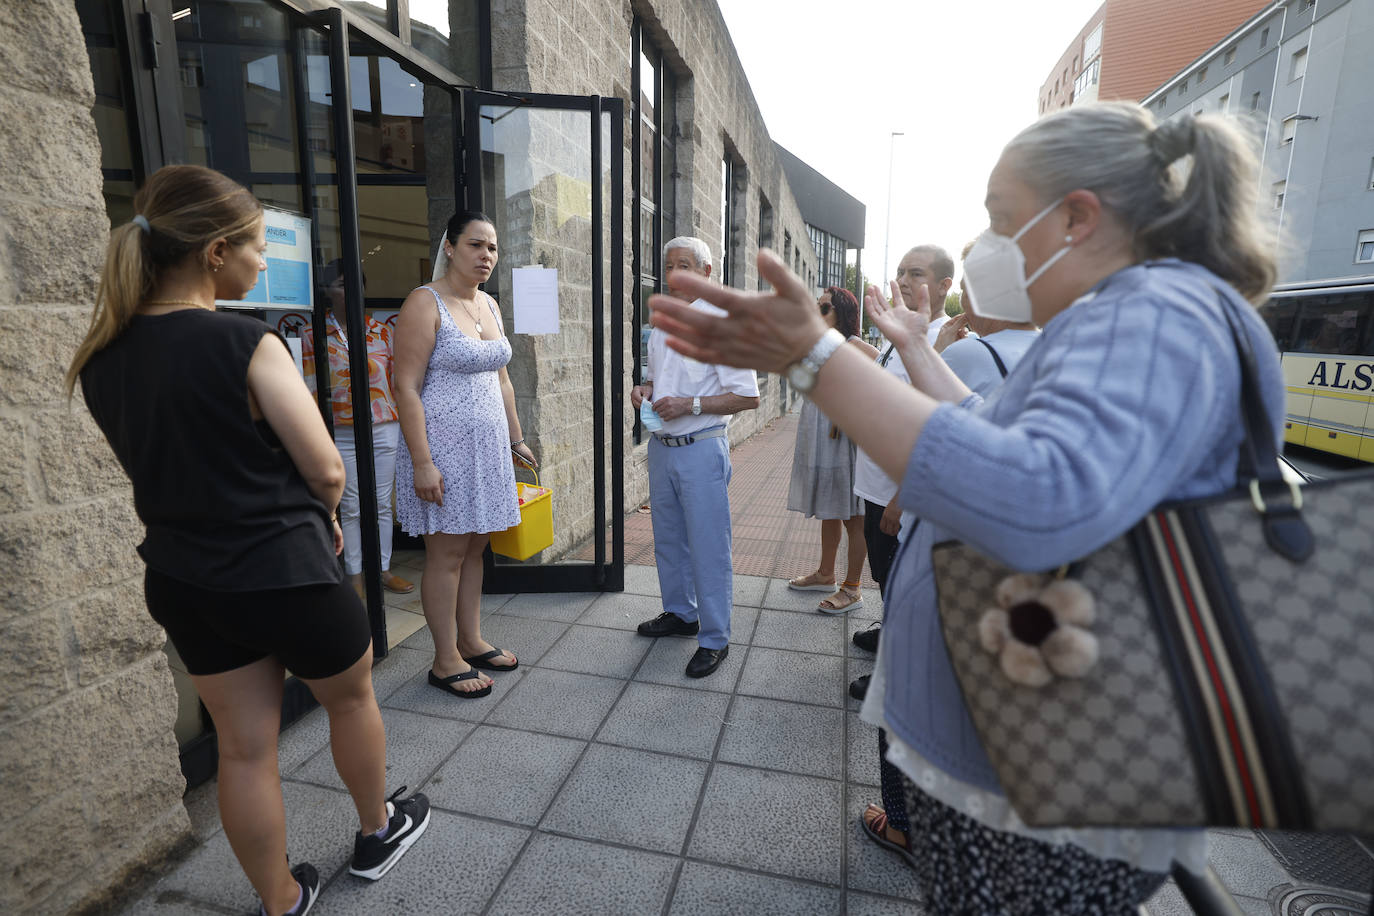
865, 279, 934, 353
649, 250, 827, 373
934, 312, 971, 353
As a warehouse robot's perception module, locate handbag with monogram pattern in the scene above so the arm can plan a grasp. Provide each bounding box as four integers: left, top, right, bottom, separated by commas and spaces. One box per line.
932, 298, 1374, 831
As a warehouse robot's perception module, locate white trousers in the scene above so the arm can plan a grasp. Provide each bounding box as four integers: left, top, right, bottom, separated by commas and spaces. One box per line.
336, 420, 399, 576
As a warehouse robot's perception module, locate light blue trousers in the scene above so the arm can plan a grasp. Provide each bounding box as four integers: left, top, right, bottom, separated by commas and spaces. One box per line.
647, 433, 733, 650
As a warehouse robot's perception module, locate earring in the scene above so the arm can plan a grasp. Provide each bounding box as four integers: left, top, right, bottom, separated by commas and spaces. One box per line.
213, 264, 221, 272
1064, 235, 1074, 244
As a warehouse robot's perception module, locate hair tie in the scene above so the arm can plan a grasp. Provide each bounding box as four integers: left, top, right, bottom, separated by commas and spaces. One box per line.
132, 214, 151, 234
1149, 118, 1197, 168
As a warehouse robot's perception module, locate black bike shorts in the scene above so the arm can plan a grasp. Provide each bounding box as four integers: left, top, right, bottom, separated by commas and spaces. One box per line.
144, 568, 371, 678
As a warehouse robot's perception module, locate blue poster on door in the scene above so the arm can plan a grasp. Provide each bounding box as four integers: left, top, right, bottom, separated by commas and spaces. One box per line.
219, 208, 313, 309
266, 257, 311, 305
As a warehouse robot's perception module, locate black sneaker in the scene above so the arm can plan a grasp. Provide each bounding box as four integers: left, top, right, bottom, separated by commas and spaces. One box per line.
852, 622, 881, 653
636, 611, 699, 637
258, 862, 319, 916
348, 787, 431, 881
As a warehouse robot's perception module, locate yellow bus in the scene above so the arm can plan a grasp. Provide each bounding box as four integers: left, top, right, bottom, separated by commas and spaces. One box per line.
1259, 279, 1374, 462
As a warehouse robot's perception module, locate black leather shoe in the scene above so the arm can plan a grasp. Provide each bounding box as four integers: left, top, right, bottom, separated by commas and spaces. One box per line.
637, 612, 699, 638
849, 674, 870, 701
852, 622, 881, 653
685, 646, 729, 678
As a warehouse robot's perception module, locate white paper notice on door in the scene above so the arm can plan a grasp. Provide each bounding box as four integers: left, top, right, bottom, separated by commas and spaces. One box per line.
512, 266, 560, 335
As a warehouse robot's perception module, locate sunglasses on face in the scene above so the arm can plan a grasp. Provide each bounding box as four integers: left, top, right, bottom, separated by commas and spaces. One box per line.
819, 302, 832, 316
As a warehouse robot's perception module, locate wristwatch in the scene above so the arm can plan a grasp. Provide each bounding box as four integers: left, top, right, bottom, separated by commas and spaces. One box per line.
786, 329, 845, 394
691, 396, 702, 416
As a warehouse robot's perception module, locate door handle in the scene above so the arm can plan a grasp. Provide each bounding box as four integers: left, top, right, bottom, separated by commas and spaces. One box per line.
138, 11, 161, 70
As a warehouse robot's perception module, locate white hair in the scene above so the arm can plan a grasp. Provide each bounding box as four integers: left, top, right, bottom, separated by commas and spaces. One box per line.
663, 236, 712, 270
1004, 101, 1274, 301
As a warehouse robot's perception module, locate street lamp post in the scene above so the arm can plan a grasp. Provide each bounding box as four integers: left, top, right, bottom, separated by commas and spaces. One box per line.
882, 131, 904, 286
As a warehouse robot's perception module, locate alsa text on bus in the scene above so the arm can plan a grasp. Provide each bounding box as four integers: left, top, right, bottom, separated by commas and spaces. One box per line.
1306, 360, 1374, 391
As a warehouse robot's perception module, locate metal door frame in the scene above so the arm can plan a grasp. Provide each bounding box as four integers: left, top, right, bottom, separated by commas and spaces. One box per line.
319, 6, 473, 653
463, 89, 625, 594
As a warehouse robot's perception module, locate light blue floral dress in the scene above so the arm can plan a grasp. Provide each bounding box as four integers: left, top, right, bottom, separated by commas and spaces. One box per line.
396, 287, 520, 536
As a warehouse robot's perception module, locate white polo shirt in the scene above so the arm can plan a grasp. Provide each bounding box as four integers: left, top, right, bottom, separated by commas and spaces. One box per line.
645, 298, 759, 437
852, 343, 911, 505
927, 314, 950, 343
852, 316, 957, 505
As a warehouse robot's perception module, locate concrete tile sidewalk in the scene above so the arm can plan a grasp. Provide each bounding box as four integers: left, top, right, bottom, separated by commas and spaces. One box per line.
121, 567, 1368, 915
123, 576, 924, 915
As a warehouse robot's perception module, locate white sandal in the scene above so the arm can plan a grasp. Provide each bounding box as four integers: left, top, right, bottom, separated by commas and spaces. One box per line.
788, 572, 838, 593
818, 585, 863, 615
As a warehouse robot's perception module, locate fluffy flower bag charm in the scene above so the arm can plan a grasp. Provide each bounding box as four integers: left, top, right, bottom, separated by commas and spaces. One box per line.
978, 572, 1099, 688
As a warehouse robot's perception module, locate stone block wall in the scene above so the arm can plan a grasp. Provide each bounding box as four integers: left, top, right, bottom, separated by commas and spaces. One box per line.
0, 2, 192, 913
489, 0, 822, 525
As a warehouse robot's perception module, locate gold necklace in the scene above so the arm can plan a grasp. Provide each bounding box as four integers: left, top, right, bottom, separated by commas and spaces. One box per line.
144, 298, 213, 310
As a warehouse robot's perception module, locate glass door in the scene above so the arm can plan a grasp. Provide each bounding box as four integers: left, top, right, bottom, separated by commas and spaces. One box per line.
463, 90, 624, 593
321, 10, 466, 648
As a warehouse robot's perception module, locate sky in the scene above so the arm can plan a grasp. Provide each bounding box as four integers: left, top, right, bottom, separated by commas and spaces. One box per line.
715, 0, 1106, 285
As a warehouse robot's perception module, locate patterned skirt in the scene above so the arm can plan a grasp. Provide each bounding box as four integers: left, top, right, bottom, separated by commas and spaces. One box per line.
899, 777, 1168, 915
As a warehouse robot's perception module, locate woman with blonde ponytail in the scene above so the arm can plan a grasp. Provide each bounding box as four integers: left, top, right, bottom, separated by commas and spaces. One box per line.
646, 101, 1287, 913
65, 221, 148, 394
73, 165, 428, 916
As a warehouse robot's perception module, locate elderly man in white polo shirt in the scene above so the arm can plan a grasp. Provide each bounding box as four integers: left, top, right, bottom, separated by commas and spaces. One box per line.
630, 237, 760, 678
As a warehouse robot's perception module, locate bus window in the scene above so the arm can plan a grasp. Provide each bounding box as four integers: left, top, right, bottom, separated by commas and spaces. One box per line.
1263, 284, 1374, 464
1261, 299, 1299, 349
1293, 295, 1373, 356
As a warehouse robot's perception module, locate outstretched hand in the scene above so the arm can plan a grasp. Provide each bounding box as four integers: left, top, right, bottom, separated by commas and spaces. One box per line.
865, 280, 932, 352
649, 250, 828, 373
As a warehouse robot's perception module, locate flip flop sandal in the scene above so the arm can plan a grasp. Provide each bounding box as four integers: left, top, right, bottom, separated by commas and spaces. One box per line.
427, 669, 492, 698
818, 587, 864, 615
788, 573, 838, 593
860, 807, 917, 868
462, 647, 518, 671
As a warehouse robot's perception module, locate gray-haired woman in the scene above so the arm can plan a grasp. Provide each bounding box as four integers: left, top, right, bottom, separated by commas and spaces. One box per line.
650, 101, 1283, 913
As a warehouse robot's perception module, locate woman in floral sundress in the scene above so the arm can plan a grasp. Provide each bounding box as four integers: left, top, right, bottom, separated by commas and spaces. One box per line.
393, 210, 537, 700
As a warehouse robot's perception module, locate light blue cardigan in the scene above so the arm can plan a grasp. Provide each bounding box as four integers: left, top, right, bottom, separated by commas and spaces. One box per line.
880, 259, 1287, 791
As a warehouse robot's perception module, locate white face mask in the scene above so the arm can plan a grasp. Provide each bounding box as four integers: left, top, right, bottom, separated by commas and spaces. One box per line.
963, 197, 1071, 323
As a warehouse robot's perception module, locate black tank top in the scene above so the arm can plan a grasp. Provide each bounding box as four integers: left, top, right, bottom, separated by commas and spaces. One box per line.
81, 309, 341, 591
